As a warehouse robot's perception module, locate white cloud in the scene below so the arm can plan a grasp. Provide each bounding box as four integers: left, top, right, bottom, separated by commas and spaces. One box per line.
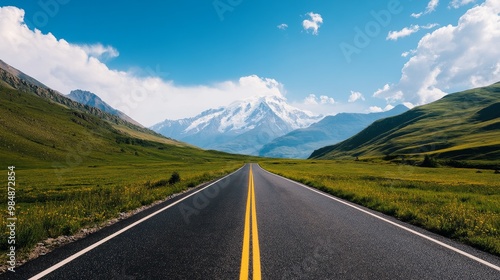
294, 99, 373, 117
297, 94, 337, 115
375, 0, 500, 106
387, 23, 439, 41
401, 49, 417, 57
304, 94, 319, 105
422, 23, 439, 29
0, 6, 286, 126
320, 95, 335, 104
387, 25, 420, 40
277, 23, 288, 30
302, 12, 323, 35
411, 12, 423, 19
303, 94, 335, 105
348, 91, 365, 103
374, 84, 391, 96
79, 44, 119, 60
368, 106, 383, 113
449, 0, 476, 9
428, 0, 440, 12
368, 104, 395, 113
411, 0, 440, 18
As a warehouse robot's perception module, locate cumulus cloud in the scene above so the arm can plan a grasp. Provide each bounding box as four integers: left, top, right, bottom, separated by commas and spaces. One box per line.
0, 6, 287, 126
348, 91, 365, 103
304, 94, 335, 105
449, 0, 476, 9
387, 23, 439, 41
368, 104, 396, 113
277, 23, 288, 30
302, 12, 323, 35
368, 106, 384, 113
411, 0, 440, 18
374, 0, 500, 107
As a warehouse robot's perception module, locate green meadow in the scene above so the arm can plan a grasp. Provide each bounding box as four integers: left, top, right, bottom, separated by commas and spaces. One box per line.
0, 161, 245, 265
260, 160, 500, 257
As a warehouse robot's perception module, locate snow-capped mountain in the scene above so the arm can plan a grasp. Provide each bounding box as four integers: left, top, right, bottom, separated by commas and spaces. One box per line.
151, 95, 322, 155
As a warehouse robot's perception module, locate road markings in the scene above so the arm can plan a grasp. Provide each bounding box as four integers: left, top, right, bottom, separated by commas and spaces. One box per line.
28, 166, 245, 280
240, 165, 262, 280
258, 165, 500, 273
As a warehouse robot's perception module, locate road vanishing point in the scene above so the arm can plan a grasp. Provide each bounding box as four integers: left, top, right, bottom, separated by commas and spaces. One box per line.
4, 164, 500, 279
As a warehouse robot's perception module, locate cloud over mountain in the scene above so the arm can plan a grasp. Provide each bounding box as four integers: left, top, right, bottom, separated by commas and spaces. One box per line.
374, 0, 500, 107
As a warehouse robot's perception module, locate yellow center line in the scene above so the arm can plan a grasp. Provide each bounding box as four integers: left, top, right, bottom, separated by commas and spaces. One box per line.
239, 165, 261, 280
251, 167, 261, 278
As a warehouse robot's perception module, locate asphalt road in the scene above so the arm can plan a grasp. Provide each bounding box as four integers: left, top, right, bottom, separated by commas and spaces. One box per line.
4, 163, 500, 279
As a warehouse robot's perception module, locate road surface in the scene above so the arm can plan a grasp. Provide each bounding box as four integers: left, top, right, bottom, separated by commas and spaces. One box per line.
4, 163, 500, 279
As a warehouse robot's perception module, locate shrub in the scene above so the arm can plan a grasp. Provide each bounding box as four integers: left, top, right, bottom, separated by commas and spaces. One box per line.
421, 155, 438, 168
168, 172, 181, 185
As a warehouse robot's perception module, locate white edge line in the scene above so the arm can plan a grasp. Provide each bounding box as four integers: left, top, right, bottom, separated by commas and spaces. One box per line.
28, 166, 245, 280
257, 165, 500, 272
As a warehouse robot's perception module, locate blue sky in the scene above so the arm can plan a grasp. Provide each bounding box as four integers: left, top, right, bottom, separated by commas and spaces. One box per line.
1, 0, 499, 125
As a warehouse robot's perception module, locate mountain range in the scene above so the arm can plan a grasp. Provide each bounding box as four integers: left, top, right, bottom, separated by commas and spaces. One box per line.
151, 95, 323, 155
259, 105, 409, 158
4, 57, 498, 165
310, 82, 500, 162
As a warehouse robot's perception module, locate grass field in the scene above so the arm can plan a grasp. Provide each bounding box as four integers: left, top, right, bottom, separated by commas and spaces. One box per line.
260, 160, 500, 257
0, 160, 245, 266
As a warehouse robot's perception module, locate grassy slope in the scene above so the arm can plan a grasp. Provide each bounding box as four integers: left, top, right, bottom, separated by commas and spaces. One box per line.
260, 160, 500, 256
310, 82, 500, 163
0, 83, 252, 265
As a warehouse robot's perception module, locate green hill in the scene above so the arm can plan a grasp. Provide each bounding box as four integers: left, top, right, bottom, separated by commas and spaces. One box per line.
0, 64, 245, 168
310, 82, 500, 165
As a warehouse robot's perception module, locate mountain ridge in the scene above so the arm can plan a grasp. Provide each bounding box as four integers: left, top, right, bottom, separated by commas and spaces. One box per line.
0, 61, 164, 140
67, 89, 143, 127
259, 105, 409, 158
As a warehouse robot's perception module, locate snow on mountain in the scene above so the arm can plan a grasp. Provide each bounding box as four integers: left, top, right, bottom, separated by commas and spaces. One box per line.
150, 95, 322, 155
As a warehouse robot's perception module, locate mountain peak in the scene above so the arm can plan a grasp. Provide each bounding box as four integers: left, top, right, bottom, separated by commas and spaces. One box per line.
151, 94, 322, 155
67, 89, 143, 127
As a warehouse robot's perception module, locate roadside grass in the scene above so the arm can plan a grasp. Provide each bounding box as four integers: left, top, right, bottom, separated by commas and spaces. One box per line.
0, 161, 244, 265
260, 160, 500, 257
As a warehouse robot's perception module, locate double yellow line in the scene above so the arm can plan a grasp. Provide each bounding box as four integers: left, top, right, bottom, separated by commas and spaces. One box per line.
239, 165, 261, 280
